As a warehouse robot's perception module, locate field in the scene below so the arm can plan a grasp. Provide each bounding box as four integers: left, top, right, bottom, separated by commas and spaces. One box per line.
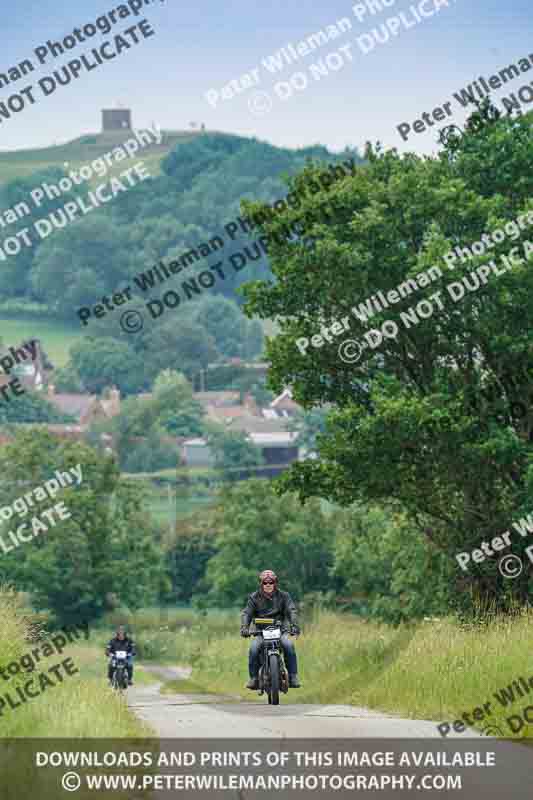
124, 473, 217, 527
0, 316, 84, 367
0, 130, 201, 186
146, 606, 533, 740
145, 483, 214, 527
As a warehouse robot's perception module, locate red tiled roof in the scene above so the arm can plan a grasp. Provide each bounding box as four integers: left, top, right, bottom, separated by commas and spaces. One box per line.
47, 394, 97, 418
216, 414, 291, 434
206, 406, 252, 420
194, 391, 240, 408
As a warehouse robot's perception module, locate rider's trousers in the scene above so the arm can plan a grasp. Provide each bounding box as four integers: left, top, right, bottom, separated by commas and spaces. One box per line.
108, 655, 133, 682
249, 634, 297, 677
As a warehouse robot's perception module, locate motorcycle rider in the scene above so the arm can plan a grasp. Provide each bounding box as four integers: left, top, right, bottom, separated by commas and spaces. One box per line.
106, 625, 136, 686
240, 569, 301, 690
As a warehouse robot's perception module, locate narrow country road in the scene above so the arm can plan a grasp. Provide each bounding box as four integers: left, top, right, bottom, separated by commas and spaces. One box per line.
128, 664, 459, 738
124, 665, 533, 798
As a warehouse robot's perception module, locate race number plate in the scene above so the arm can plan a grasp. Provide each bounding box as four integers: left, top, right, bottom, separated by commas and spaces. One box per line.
262, 628, 281, 640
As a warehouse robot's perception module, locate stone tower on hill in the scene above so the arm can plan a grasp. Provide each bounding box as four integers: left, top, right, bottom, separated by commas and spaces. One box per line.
102, 108, 132, 132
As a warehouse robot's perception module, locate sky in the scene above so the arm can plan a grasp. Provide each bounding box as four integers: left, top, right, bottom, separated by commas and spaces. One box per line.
1, 0, 531, 156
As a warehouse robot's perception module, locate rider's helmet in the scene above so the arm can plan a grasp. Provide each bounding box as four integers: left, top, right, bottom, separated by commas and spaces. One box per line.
259, 569, 278, 589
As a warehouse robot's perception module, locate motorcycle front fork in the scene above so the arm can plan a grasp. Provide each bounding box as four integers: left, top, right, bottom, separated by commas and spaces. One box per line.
259, 656, 289, 694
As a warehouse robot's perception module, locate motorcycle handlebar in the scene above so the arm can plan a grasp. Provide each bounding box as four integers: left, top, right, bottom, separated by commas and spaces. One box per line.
241, 630, 300, 637
107, 652, 135, 656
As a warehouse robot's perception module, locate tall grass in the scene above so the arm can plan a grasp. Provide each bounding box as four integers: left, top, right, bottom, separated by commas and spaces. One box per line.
362, 611, 533, 737
0, 587, 155, 798
163, 611, 403, 704
160, 607, 533, 738
0, 589, 151, 739
100, 606, 237, 664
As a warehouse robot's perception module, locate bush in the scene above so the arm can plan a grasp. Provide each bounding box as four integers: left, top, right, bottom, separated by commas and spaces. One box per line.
121, 435, 179, 473
52, 363, 84, 392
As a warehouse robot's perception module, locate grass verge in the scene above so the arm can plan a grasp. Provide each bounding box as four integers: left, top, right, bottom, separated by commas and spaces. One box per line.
154, 608, 533, 738
0, 588, 155, 799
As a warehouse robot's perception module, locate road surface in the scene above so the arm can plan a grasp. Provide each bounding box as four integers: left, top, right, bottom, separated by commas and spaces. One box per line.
128, 664, 462, 739
125, 665, 533, 798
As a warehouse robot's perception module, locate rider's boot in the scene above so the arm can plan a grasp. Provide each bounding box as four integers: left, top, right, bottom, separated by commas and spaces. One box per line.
246, 676, 259, 689
288, 673, 301, 688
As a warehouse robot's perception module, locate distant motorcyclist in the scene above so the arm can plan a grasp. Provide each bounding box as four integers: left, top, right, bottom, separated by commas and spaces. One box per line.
106, 625, 136, 686
240, 569, 301, 690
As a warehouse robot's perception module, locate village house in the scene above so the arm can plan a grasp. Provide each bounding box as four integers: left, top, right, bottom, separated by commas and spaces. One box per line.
182, 387, 303, 475
45, 385, 121, 425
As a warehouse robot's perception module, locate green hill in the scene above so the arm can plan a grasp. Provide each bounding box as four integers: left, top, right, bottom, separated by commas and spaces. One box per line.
0, 131, 361, 377
0, 129, 203, 185
0, 130, 361, 317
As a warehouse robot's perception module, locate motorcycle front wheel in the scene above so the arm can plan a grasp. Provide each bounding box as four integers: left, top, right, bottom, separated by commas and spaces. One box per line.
115, 667, 126, 691
268, 654, 280, 705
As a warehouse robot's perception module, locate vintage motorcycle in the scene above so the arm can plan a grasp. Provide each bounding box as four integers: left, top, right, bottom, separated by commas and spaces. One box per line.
110, 650, 129, 691
253, 617, 289, 705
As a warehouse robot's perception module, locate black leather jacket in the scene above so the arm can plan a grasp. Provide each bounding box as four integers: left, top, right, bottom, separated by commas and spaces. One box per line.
241, 589, 299, 635
106, 636, 136, 656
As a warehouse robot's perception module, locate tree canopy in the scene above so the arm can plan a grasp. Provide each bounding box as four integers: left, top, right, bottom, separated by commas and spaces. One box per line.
206, 429, 265, 483
204, 479, 337, 605
0, 429, 163, 624
244, 106, 533, 609
61, 293, 265, 394
96, 369, 204, 472
3, 134, 361, 320
0, 390, 73, 424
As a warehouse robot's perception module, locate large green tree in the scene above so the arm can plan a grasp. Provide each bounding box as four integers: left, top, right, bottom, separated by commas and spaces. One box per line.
30, 217, 139, 312
165, 513, 217, 603
95, 370, 203, 472
180, 294, 264, 360
244, 107, 533, 610
0, 391, 73, 424
206, 429, 265, 483
151, 369, 205, 436
141, 319, 219, 384
0, 167, 81, 299
69, 337, 148, 394
68, 294, 265, 393
0, 430, 163, 624
330, 503, 453, 624
203, 479, 337, 605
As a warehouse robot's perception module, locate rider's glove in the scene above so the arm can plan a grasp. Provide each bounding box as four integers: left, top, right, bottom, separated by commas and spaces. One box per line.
290, 625, 300, 636
240, 626, 250, 638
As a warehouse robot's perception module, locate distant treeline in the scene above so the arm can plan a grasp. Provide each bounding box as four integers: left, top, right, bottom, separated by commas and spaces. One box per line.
0, 133, 361, 319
